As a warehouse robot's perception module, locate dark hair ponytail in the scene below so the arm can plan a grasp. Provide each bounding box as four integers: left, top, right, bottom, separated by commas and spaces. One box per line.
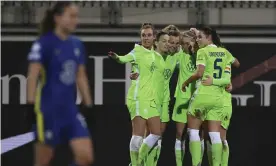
201, 27, 224, 47
39, 1, 73, 35
40, 9, 55, 35
210, 29, 223, 47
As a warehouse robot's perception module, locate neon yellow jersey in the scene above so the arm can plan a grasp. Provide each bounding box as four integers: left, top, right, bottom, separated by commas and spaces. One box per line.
163, 53, 179, 102
116, 44, 156, 101
195, 44, 235, 96
212, 52, 236, 106
174, 51, 197, 99
153, 51, 166, 105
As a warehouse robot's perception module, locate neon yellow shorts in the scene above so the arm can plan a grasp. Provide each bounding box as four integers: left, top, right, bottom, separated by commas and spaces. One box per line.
172, 98, 190, 123
127, 99, 159, 120
160, 101, 170, 123
221, 105, 232, 130
188, 94, 224, 121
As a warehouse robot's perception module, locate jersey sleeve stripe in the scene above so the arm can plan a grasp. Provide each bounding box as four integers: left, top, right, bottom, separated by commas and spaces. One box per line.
34, 67, 47, 143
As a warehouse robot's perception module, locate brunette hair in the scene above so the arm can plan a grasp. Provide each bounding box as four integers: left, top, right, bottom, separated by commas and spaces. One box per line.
39, 1, 74, 35
200, 26, 223, 47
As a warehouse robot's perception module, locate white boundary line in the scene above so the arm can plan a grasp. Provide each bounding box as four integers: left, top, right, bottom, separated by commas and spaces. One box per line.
1, 132, 34, 154
2, 36, 276, 43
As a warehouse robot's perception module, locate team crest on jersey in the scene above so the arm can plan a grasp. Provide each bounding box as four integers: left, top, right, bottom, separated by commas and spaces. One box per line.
74, 48, 80, 57
187, 61, 196, 72
163, 69, 172, 80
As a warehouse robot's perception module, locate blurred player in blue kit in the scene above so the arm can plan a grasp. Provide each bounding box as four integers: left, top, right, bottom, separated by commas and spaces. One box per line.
26, 2, 94, 166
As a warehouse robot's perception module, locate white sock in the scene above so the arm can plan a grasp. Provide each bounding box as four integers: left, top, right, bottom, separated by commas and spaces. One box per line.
143, 134, 161, 148
201, 139, 205, 156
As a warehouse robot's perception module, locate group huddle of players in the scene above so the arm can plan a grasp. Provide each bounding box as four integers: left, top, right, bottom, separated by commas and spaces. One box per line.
26, 2, 241, 166
109, 23, 240, 166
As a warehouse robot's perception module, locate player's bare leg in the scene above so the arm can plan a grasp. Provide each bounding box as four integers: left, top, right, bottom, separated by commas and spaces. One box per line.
175, 122, 186, 166
129, 116, 147, 166
144, 125, 150, 137
154, 122, 167, 165
220, 127, 229, 166
137, 116, 161, 165
207, 120, 223, 166
34, 143, 54, 166
187, 115, 203, 166
146, 119, 167, 166
70, 138, 94, 166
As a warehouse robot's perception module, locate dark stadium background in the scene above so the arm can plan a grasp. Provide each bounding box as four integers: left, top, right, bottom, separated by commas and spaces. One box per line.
1, 1, 276, 166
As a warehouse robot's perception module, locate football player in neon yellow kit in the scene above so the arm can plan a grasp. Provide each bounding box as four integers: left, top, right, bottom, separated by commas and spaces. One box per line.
148, 30, 173, 166
129, 29, 180, 166
159, 30, 181, 131
202, 52, 240, 166
109, 23, 163, 166
150, 27, 182, 166
152, 29, 181, 166
172, 31, 199, 166
182, 27, 237, 166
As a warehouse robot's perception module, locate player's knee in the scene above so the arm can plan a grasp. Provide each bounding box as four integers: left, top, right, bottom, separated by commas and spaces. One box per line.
130, 135, 143, 151
189, 129, 200, 142
75, 153, 94, 166
35, 144, 53, 166
208, 132, 221, 144
73, 144, 94, 166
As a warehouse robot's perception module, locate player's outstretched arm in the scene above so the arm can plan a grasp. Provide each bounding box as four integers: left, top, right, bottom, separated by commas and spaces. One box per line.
77, 65, 93, 107
108, 51, 135, 64
27, 63, 42, 104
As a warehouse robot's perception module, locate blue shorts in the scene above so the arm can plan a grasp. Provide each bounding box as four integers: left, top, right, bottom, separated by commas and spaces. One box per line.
33, 105, 89, 146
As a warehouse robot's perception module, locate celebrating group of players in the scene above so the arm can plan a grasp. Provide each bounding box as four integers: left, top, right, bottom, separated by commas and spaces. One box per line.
109, 22, 240, 166
26, 1, 240, 166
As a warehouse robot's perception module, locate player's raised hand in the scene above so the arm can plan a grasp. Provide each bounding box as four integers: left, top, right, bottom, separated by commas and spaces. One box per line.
108, 51, 118, 60
202, 75, 213, 86
226, 83, 233, 92
129, 72, 139, 80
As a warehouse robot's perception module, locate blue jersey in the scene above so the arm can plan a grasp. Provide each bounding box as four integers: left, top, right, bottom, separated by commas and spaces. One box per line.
28, 32, 89, 145
28, 32, 85, 113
